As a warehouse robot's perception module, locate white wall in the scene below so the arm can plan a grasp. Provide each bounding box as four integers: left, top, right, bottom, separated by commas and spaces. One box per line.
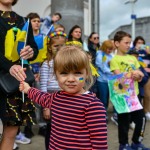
13, 0, 51, 18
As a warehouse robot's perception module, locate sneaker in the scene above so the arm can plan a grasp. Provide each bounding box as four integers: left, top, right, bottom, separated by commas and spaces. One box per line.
145, 112, 150, 121
129, 122, 135, 130
15, 132, 31, 144
131, 142, 150, 150
119, 144, 133, 150
13, 142, 18, 150
111, 115, 118, 126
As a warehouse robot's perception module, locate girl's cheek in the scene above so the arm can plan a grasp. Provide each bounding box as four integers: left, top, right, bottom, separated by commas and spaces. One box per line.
79, 77, 84, 82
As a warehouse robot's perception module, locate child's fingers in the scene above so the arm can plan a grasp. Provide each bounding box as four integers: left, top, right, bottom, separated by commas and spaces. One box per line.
19, 81, 24, 91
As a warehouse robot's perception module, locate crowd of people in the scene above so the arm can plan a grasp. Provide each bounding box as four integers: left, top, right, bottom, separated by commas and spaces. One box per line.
0, 0, 150, 150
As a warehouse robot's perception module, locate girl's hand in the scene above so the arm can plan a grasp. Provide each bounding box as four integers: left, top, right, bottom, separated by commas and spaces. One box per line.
19, 81, 31, 93
43, 108, 51, 120
20, 45, 34, 60
9, 65, 26, 81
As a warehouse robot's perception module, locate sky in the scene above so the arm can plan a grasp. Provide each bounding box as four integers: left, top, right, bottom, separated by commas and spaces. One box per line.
100, 0, 150, 42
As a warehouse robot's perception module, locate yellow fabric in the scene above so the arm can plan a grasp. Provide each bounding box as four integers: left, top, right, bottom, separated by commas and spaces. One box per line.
5, 20, 29, 62
110, 54, 140, 95
139, 61, 147, 68
5, 28, 22, 62
66, 41, 82, 48
102, 55, 107, 62
90, 63, 99, 77
13, 30, 27, 61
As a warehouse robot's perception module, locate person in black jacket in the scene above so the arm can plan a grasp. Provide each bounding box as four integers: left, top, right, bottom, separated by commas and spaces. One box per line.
0, 0, 38, 149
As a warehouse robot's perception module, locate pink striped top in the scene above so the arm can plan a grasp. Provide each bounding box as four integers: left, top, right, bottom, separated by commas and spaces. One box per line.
28, 88, 108, 150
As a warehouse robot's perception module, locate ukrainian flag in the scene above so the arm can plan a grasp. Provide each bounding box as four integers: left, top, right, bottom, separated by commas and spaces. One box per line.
5, 19, 29, 62
29, 34, 47, 64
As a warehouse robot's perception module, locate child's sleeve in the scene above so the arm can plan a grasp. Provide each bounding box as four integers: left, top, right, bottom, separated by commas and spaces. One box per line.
85, 98, 108, 149
95, 51, 111, 74
110, 57, 120, 72
27, 87, 53, 109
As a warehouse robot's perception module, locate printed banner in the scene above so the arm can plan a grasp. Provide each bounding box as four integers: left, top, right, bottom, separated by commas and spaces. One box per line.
108, 73, 143, 114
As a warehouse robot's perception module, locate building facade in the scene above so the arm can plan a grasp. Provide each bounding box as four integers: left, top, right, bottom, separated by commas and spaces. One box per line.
108, 16, 150, 43
13, 0, 100, 39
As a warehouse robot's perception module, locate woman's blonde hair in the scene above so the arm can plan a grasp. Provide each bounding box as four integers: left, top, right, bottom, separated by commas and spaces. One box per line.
100, 40, 113, 52
54, 45, 93, 90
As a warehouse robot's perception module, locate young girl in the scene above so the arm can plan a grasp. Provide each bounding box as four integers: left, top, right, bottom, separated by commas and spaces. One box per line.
68, 25, 83, 43
110, 31, 149, 150
19, 46, 108, 150
96, 40, 114, 111
40, 31, 67, 150
68, 25, 89, 51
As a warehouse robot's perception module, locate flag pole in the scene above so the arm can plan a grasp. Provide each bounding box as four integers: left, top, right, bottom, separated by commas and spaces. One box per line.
46, 24, 54, 36
22, 19, 29, 103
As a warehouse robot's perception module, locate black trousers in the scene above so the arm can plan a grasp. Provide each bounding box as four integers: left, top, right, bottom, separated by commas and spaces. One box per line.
118, 109, 146, 145
0, 90, 7, 121
45, 122, 51, 150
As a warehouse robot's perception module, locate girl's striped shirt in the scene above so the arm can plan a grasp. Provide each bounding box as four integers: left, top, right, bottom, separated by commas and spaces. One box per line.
28, 88, 108, 150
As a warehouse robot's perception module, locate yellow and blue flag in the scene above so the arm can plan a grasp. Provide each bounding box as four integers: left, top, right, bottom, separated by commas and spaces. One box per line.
16, 19, 29, 54
29, 34, 47, 64
5, 19, 29, 62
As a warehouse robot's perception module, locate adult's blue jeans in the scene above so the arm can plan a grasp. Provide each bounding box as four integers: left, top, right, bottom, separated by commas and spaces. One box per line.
97, 81, 109, 110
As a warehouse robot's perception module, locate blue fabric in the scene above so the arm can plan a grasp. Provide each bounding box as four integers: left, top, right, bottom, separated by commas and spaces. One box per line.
34, 34, 43, 50
96, 51, 113, 82
138, 66, 149, 96
31, 63, 40, 74
97, 81, 109, 110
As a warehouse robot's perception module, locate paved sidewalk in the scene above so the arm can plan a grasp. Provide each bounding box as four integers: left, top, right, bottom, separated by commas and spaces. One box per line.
19, 112, 150, 150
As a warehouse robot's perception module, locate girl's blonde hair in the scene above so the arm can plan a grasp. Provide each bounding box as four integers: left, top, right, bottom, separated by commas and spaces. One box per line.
100, 40, 113, 52
46, 32, 67, 66
54, 46, 93, 90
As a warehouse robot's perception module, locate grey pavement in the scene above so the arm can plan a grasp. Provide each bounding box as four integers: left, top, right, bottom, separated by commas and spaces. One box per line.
19, 110, 150, 150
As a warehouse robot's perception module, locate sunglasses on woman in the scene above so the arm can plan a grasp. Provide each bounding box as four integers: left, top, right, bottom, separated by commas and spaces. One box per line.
93, 37, 99, 40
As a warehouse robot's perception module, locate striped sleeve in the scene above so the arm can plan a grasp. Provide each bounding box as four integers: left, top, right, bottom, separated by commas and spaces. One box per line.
28, 87, 53, 108
40, 61, 49, 92
85, 98, 108, 149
